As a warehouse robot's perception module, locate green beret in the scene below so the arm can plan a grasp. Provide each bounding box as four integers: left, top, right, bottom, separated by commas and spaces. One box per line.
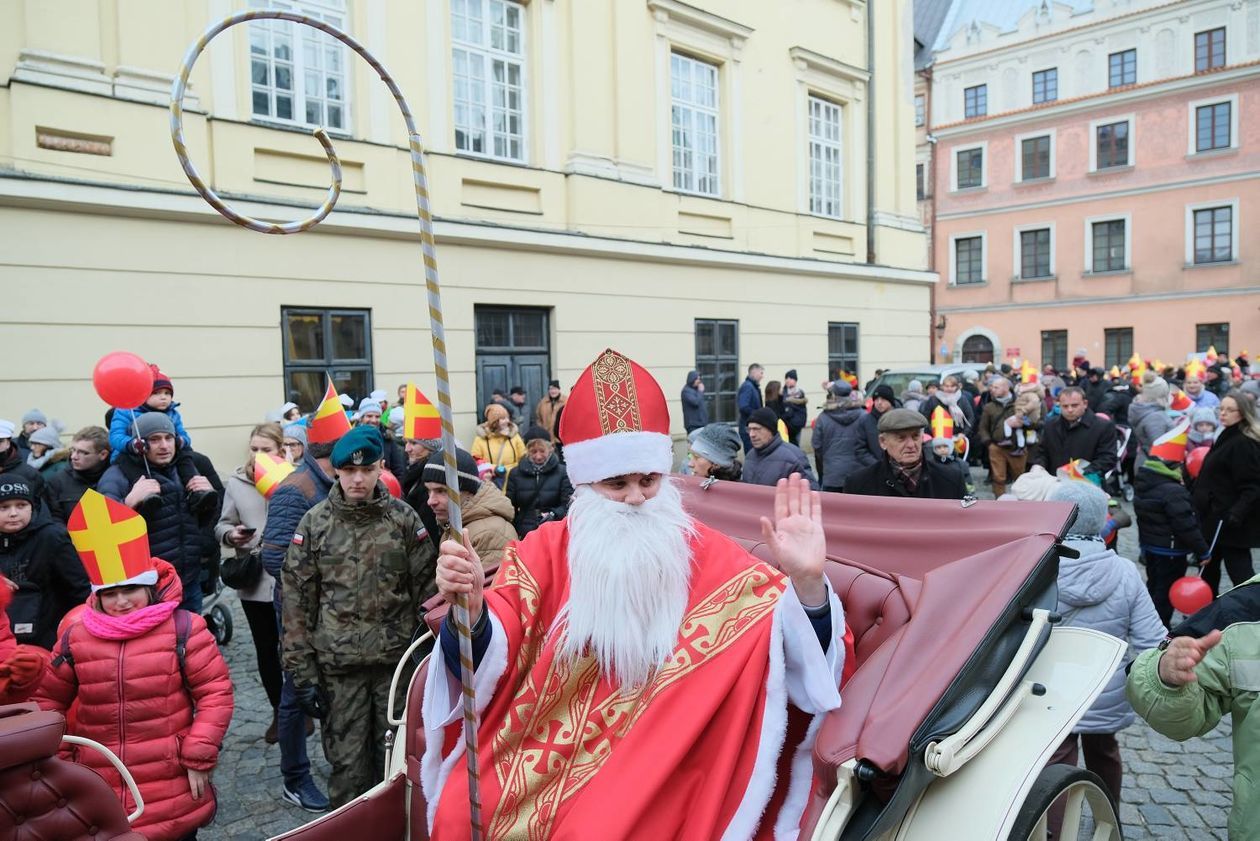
331, 425, 384, 468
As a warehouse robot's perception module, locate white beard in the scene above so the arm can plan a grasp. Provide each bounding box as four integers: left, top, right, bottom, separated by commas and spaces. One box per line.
558, 479, 696, 690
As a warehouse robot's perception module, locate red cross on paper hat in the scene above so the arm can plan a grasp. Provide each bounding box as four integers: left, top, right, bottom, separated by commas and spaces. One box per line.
67, 490, 159, 592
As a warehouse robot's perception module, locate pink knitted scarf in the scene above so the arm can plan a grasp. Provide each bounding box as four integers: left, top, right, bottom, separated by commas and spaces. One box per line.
82, 600, 178, 641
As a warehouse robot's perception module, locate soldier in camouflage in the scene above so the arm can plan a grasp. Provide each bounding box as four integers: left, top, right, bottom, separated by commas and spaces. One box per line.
281, 425, 436, 808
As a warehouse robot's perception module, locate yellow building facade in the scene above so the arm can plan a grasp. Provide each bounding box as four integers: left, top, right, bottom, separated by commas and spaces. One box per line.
1, 0, 931, 468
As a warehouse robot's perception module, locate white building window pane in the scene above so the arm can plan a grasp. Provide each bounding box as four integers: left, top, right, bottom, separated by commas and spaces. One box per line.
1194, 206, 1233, 264
249, 0, 348, 131
452, 0, 526, 162
671, 53, 721, 196
808, 96, 843, 218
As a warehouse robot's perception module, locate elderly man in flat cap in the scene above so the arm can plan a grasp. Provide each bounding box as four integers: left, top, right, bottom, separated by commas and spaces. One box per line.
843, 408, 968, 499
281, 424, 436, 808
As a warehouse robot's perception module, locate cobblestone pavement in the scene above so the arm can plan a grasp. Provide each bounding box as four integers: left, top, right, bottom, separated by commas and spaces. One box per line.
201, 472, 1241, 839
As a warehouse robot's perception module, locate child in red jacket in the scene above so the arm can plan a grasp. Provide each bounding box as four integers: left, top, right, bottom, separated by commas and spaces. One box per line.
35, 490, 233, 841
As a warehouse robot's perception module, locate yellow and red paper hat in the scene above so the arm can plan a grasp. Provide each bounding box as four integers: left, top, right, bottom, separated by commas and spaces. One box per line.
1205, 345, 1219, 364
1019, 358, 1038, 385
67, 490, 158, 592
1184, 358, 1208, 381
930, 406, 954, 440
403, 382, 442, 443
1149, 419, 1189, 463
254, 452, 295, 499
1169, 389, 1193, 413
308, 378, 353, 445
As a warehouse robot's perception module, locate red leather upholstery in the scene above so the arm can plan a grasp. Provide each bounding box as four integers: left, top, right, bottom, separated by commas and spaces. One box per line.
0, 704, 146, 841
270, 773, 406, 840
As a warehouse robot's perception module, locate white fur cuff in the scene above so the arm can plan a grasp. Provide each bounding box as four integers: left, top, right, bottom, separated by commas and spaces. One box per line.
563, 431, 674, 485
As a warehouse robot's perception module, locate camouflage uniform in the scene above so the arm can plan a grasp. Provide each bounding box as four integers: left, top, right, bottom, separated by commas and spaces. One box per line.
281, 481, 437, 807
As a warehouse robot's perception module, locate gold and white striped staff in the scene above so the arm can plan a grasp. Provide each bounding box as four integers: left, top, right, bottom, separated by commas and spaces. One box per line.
169, 12, 484, 839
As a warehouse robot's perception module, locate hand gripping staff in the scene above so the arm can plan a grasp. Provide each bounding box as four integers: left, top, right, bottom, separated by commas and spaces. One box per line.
169, 12, 485, 838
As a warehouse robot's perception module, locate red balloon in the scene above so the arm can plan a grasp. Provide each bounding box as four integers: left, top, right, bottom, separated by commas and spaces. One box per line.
92, 351, 154, 409
380, 469, 402, 498
1186, 447, 1207, 479
1169, 576, 1213, 616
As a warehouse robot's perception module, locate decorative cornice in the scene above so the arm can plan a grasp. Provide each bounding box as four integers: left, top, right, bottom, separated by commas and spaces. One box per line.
788, 46, 869, 85
646, 0, 753, 48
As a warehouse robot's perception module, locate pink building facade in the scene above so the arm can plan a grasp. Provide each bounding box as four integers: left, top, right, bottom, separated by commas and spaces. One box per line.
925, 1, 1260, 371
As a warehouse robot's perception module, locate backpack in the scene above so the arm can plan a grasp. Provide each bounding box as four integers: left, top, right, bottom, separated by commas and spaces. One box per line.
52, 609, 194, 699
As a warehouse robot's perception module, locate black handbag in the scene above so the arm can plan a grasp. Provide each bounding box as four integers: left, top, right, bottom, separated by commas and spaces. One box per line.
220, 549, 263, 590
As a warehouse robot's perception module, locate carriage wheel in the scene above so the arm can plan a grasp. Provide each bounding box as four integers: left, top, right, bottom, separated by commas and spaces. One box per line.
208, 603, 234, 646
1008, 765, 1123, 841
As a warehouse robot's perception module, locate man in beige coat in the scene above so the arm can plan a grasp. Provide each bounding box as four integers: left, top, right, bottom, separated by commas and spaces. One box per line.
422, 447, 516, 568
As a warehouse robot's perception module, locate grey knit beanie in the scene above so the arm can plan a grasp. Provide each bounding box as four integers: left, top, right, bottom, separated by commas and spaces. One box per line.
21, 409, 47, 426
1049, 480, 1109, 537
689, 423, 741, 468
134, 412, 177, 440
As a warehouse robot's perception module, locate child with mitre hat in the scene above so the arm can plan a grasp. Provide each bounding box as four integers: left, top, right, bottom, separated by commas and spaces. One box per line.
34, 490, 233, 841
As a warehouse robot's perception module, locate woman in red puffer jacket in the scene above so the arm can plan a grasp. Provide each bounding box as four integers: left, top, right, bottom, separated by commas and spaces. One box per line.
35, 558, 233, 841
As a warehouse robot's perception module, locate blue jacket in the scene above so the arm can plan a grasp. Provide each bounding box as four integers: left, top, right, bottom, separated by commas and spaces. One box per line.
741, 437, 819, 489
109, 404, 191, 462
736, 377, 763, 424
260, 451, 335, 590
680, 371, 709, 432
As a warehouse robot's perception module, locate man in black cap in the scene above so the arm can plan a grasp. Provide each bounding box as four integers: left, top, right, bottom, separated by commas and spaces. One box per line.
534, 380, 566, 441
856, 384, 900, 468
741, 407, 819, 488
423, 447, 517, 568
844, 408, 968, 499
507, 386, 529, 424
283, 425, 435, 809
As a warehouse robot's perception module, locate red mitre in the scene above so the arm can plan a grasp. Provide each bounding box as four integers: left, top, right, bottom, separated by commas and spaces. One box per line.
559, 348, 673, 484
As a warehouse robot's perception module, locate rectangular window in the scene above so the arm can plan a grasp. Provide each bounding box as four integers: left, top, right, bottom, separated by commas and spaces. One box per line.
964, 84, 987, 118
954, 236, 984, 284
1096, 121, 1130, 168
914, 94, 925, 127
282, 307, 372, 413
1021, 135, 1051, 180
1104, 328, 1134, 370
250, 0, 348, 130
1091, 219, 1127, 272
474, 306, 551, 413
1194, 206, 1234, 264
956, 147, 984, 189
827, 322, 860, 386
671, 53, 721, 196
1032, 68, 1058, 104
695, 319, 739, 422
916, 163, 926, 200
1020, 228, 1052, 279
1108, 49, 1136, 87
1196, 323, 1229, 356
808, 95, 843, 218
1041, 330, 1068, 374
452, 0, 527, 162
1196, 27, 1226, 71
1196, 102, 1231, 151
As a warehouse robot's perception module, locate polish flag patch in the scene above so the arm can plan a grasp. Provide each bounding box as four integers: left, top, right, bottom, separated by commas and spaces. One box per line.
291, 533, 304, 545
416, 528, 428, 541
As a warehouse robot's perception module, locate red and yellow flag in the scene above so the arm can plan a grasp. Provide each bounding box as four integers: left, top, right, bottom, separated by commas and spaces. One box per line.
404, 382, 442, 441
254, 452, 296, 499
308, 379, 352, 445
930, 406, 954, 440
1057, 459, 1088, 481
1019, 358, 1038, 385
1150, 419, 1189, 463
67, 489, 152, 589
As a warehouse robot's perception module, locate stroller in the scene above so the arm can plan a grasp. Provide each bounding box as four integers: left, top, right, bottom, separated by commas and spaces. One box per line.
199, 539, 233, 647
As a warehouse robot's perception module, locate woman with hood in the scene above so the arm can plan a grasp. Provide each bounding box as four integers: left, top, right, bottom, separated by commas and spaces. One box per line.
25, 424, 70, 477
680, 370, 709, 433
36, 490, 233, 841
1187, 406, 1220, 452
1045, 479, 1166, 819
471, 402, 526, 489
810, 381, 869, 491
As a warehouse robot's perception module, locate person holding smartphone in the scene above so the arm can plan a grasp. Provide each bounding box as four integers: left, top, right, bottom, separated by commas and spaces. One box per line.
215, 422, 285, 743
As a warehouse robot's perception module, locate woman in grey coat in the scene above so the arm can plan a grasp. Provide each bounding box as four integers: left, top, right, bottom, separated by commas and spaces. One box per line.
1129, 372, 1173, 465
1045, 480, 1167, 808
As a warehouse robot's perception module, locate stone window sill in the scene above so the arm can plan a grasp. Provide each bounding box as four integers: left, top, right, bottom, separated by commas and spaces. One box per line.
1088, 164, 1134, 177
1082, 269, 1132, 278
1186, 147, 1238, 161
1015, 176, 1055, 187
1013, 274, 1056, 283
948, 279, 989, 288
1184, 259, 1239, 270
951, 185, 988, 195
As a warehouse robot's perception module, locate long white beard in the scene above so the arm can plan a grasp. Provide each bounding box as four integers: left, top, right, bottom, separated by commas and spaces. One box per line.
558, 479, 696, 690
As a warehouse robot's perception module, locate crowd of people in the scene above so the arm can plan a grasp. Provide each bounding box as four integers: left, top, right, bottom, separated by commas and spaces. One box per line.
0, 347, 1257, 839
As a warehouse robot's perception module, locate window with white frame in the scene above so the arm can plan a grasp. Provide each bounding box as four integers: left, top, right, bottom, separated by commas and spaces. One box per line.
955, 146, 984, 189
1195, 28, 1226, 72
1186, 202, 1237, 265
808, 95, 843, 217
671, 52, 721, 196
964, 84, 987, 118
1089, 218, 1128, 273
1018, 227, 1052, 279
451, 0, 527, 162
1032, 68, 1057, 104
1108, 49, 1136, 87
250, 0, 348, 130
952, 234, 985, 284
1021, 135, 1052, 180
1095, 120, 1130, 168
914, 94, 925, 127
1196, 102, 1231, 151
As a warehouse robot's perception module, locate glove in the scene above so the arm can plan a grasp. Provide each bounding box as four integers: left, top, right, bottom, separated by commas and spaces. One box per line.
295, 683, 328, 720
5, 647, 48, 690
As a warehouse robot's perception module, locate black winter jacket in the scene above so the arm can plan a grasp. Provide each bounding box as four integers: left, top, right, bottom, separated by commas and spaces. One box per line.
260, 451, 335, 588
43, 462, 109, 523
0, 444, 45, 501
1133, 462, 1210, 558
400, 459, 441, 549
1191, 424, 1260, 549
97, 452, 215, 598
505, 453, 574, 537
843, 455, 968, 500
1097, 386, 1134, 427
681, 371, 709, 432
741, 437, 818, 489
1034, 411, 1118, 476
0, 501, 91, 649
810, 402, 868, 490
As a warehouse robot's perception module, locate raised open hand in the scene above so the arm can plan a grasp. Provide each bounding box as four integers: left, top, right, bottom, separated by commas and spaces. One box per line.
759, 473, 828, 607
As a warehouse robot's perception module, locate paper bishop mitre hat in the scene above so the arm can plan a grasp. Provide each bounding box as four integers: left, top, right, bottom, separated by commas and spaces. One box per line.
67, 490, 159, 592
559, 348, 672, 485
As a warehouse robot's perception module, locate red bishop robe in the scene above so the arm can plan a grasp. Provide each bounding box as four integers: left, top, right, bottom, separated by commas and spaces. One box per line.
422, 520, 847, 841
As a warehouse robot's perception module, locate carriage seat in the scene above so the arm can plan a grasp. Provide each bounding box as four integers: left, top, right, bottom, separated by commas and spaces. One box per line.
0, 703, 146, 841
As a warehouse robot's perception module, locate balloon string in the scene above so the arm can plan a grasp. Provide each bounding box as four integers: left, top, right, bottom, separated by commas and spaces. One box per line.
131, 417, 152, 479
169, 12, 482, 839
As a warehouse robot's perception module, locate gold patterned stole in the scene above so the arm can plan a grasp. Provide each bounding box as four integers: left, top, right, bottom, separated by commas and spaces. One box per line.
486, 562, 786, 841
